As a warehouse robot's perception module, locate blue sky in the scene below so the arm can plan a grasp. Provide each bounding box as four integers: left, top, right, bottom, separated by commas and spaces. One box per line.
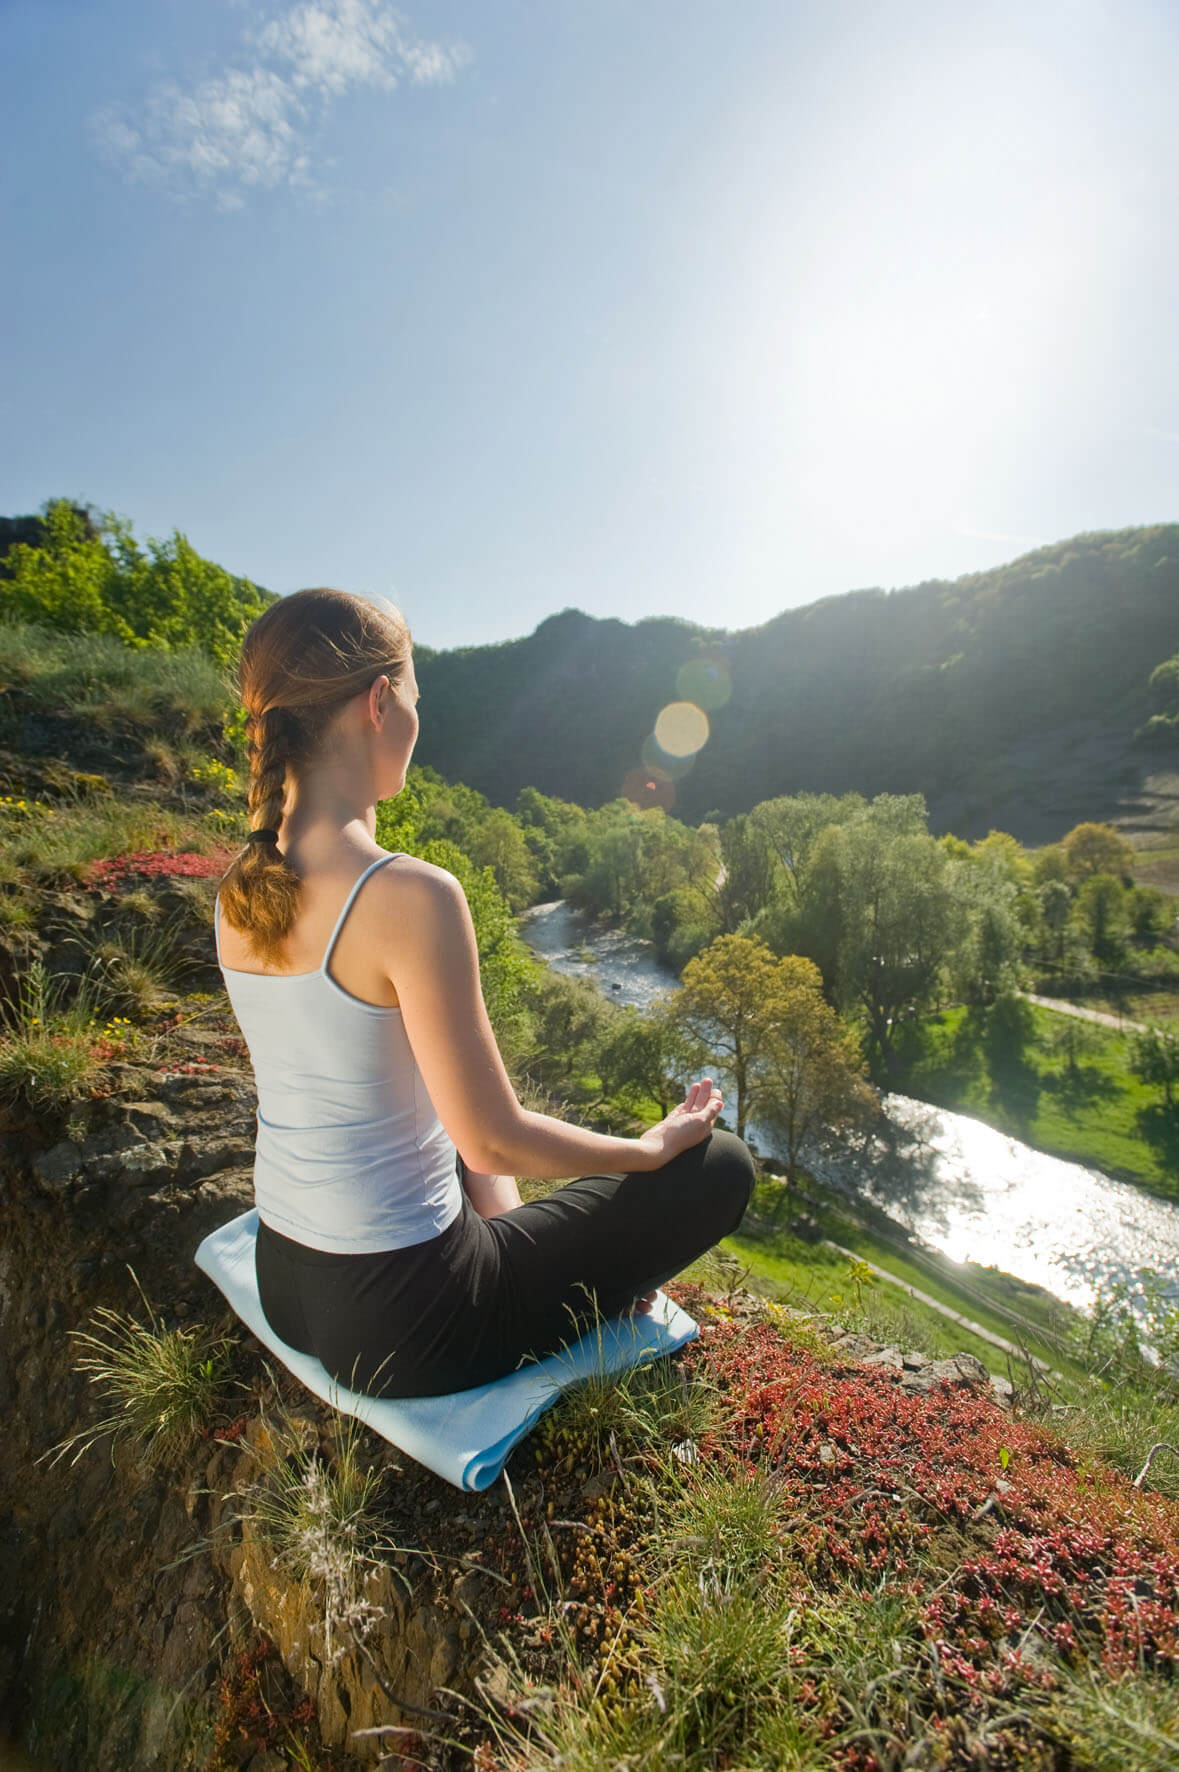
2, 0, 1176, 648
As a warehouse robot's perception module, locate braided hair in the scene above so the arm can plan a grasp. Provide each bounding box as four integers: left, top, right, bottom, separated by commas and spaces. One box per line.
217, 588, 411, 968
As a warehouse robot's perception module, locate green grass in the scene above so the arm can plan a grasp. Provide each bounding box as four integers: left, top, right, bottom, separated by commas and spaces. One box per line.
724, 1222, 1041, 1377
1040, 1664, 1179, 1771
0, 957, 109, 1113
899, 1002, 1179, 1201
83, 917, 195, 1016
716, 1176, 1111, 1385
814, 1195, 1073, 1335
535, 1332, 720, 1475
44, 1280, 237, 1470
0, 619, 231, 738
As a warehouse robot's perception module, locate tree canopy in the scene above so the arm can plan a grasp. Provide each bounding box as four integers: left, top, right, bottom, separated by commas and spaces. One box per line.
0, 498, 272, 666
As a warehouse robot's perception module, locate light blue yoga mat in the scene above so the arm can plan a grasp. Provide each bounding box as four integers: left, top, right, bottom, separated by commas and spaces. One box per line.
195, 1208, 699, 1493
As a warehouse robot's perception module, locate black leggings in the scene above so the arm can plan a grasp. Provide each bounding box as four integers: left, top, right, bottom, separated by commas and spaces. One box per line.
254, 1130, 755, 1397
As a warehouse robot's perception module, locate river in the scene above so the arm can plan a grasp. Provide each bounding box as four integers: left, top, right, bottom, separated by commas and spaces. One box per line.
520, 900, 1179, 1317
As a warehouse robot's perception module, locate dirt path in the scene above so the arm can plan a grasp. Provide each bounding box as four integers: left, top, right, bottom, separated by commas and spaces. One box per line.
1020, 991, 1149, 1034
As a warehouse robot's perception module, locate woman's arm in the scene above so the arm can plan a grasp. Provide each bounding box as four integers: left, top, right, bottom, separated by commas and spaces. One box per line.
380, 858, 721, 1180
461, 1167, 523, 1218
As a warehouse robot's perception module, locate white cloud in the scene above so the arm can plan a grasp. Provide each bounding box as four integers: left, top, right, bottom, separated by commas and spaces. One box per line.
397, 33, 471, 86
255, 0, 402, 94
91, 1, 469, 208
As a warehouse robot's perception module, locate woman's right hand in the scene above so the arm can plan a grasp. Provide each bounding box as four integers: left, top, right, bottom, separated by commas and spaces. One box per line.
636, 1078, 723, 1169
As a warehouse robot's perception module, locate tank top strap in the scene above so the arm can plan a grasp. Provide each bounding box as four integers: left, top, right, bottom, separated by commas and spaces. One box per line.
321, 852, 401, 973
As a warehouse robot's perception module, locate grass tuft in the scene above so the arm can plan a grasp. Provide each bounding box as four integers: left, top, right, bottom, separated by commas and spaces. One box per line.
45, 1275, 236, 1469
233, 1405, 393, 1667
1042, 1662, 1179, 1771
82, 916, 193, 1016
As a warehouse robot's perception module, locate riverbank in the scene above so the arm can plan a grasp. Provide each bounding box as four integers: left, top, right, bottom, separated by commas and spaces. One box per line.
897, 1002, 1179, 1203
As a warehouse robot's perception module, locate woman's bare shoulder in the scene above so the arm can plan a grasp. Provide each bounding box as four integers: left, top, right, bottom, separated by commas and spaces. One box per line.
374, 852, 467, 916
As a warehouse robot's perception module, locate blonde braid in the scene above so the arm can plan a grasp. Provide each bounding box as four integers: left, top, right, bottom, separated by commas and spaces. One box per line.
247, 705, 294, 837
218, 705, 302, 966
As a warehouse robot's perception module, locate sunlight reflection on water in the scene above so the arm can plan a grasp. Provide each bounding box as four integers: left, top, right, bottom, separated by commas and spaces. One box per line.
839, 1093, 1179, 1315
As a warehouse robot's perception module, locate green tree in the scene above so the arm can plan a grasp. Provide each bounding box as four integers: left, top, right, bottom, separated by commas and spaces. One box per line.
466, 807, 539, 911
1037, 878, 1073, 964
1031, 844, 1071, 888
1140, 652, 1179, 740
650, 887, 718, 971
520, 970, 609, 1090
595, 1006, 689, 1117
1129, 1025, 1179, 1109
1, 499, 119, 635
515, 786, 587, 893
754, 956, 878, 1184
947, 856, 1025, 1007
671, 934, 799, 1138
749, 791, 866, 906
982, 990, 1037, 1079
1, 498, 270, 664
971, 829, 1033, 888
713, 813, 777, 933
1046, 1015, 1101, 1075
1125, 885, 1173, 943
1060, 821, 1134, 883
1076, 874, 1128, 964
564, 802, 715, 928
830, 800, 963, 1070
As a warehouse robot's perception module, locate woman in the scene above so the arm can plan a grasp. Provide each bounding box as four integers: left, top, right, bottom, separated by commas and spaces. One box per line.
215, 588, 754, 1398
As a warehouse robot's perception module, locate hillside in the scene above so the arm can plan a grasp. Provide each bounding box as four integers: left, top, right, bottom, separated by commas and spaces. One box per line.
414, 525, 1179, 841
0, 626, 1177, 1770
5, 503, 1176, 844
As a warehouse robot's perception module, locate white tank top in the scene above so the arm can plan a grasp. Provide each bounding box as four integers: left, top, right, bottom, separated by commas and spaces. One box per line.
214, 852, 462, 1254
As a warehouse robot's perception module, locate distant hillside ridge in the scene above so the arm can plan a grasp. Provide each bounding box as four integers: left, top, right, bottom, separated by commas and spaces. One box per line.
414, 524, 1179, 843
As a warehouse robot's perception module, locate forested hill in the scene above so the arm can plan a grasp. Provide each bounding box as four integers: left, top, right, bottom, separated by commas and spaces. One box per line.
414, 525, 1179, 841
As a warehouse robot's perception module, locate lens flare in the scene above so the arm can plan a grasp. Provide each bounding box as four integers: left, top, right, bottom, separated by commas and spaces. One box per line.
641, 732, 695, 780
676, 654, 732, 712
622, 767, 675, 811
654, 700, 710, 758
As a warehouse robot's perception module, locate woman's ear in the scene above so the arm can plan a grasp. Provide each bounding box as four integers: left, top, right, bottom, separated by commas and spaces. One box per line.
368, 674, 390, 725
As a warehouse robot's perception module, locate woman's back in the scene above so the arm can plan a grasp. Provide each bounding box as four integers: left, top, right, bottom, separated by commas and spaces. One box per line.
214, 845, 405, 1006
215, 851, 462, 1255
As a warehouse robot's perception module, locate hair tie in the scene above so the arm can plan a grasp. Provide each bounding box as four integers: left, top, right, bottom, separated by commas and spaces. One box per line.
247, 828, 280, 845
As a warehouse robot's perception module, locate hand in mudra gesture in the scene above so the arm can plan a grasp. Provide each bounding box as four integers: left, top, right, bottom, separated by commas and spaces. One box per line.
637, 1078, 723, 1169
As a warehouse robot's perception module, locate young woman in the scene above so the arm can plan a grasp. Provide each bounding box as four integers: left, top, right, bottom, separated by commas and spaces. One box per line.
214, 588, 754, 1398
